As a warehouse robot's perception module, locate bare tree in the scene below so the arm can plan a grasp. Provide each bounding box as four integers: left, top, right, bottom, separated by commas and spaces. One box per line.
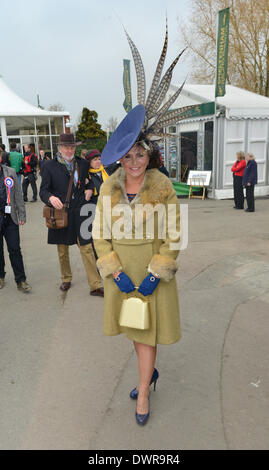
48, 102, 65, 111
69, 112, 82, 134
106, 116, 118, 132
178, 0, 269, 96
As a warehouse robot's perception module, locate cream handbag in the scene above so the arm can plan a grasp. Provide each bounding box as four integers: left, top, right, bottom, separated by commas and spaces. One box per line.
119, 288, 150, 330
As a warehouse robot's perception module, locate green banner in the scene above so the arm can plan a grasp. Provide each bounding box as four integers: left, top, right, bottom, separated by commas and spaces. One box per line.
215, 7, 230, 97
123, 59, 132, 113
177, 101, 215, 120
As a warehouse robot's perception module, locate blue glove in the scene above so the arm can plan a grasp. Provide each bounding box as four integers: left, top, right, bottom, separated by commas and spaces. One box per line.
138, 273, 160, 296
113, 272, 135, 293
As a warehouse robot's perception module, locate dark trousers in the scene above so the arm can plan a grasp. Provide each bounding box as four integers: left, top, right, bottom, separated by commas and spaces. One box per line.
22, 173, 37, 200
0, 215, 26, 283
246, 185, 255, 211
233, 175, 244, 209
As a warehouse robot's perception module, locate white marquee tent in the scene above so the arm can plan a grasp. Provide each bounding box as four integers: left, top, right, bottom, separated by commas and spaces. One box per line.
0, 76, 70, 157
164, 84, 269, 198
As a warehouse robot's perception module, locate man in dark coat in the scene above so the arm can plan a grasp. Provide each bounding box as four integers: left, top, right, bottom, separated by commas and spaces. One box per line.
39, 150, 50, 176
242, 153, 258, 212
40, 133, 103, 295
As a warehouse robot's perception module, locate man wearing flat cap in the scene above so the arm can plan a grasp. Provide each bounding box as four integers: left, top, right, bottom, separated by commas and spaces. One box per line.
40, 133, 103, 296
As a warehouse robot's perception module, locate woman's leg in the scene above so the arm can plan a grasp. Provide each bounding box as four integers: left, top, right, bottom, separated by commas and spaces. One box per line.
236, 176, 244, 209
134, 341, 157, 413
234, 176, 243, 208
233, 176, 238, 207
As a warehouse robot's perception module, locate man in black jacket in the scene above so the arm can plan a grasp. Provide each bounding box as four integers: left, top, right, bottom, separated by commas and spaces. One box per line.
22, 144, 38, 202
0, 152, 31, 292
40, 133, 103, 296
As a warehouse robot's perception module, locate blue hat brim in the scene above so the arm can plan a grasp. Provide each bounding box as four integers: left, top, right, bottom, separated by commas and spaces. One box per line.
101, 105, 146, 166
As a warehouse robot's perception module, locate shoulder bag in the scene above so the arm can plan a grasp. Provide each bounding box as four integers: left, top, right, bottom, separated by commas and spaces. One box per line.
119, 288, 150, 330
43, 165, 75, 229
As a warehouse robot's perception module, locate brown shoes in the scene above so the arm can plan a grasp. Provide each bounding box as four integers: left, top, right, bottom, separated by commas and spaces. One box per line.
17, 281, 32, 293
90, 287, 104, 297
59, 283, 103, 296
0, 278, 5, 289
60, 282, 71, 291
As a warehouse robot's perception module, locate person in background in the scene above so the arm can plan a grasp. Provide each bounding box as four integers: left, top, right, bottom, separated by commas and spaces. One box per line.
146, 143, 169, 178
39, 150, 49, 175
158, 152, 169, 178
85, 149, 110, 261
85, 149, 109, 204
0, 144, 10, 166
105, 161, 121, 174
231, 151, 246, 209
242, 153, 258, 212
80, 149, 88, 159
9, 142, 23, 185
0, 152, 31, 292
40, 133, 104, 296
22, 144, 38, 202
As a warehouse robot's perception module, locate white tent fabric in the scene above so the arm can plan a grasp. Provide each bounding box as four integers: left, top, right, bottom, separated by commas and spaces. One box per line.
170, 84, 269, 119
0, 76, 68, 117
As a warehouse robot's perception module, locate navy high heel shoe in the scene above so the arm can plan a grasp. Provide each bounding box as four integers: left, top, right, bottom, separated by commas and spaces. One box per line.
130, 368, 159, 400
136, 397, 150, 426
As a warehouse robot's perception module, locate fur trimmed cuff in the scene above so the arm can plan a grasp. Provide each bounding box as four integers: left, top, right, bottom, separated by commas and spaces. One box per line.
96, 251, 122, 279
148, 254, 178, 282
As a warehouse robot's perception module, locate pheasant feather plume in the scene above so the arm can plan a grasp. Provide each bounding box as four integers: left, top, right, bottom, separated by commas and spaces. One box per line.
124, 21, 198, 140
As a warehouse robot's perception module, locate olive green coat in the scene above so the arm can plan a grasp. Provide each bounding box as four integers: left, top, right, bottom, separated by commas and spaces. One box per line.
92, 167, 181, 346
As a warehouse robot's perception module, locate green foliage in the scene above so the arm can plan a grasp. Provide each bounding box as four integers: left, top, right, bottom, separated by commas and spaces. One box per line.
76, 108, 106, 141
75, 136, 107, 157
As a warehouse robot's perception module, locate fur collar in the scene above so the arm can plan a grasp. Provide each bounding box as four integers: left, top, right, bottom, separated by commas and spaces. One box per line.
102, 167, 172, 207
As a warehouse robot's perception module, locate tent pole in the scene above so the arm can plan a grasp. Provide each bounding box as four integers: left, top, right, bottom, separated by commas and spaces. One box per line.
0, 117, 9, 151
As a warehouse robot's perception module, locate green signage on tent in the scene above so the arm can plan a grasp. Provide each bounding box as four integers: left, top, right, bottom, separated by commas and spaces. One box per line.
215, 7, 230, 97
123, 59, 132, 113
176, 101, 215, 120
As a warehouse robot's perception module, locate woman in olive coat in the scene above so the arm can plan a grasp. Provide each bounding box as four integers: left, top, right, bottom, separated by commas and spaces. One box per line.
92, 110, 181, 425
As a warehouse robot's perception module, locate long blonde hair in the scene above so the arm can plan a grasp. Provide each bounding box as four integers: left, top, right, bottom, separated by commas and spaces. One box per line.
236, 151, 245, 161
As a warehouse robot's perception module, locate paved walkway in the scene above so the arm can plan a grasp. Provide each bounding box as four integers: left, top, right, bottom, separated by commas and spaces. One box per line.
0, 194, 269, 449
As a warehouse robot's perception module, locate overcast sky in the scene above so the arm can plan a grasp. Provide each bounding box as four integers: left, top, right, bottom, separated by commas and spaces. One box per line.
0, 0, 192, 129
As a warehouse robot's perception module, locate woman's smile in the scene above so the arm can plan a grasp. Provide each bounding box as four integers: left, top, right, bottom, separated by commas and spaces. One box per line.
121, 144, 150, 179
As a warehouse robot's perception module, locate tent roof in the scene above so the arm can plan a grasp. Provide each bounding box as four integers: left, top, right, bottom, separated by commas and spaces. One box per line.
170, 84, 269, 118
0, 76, 69, 117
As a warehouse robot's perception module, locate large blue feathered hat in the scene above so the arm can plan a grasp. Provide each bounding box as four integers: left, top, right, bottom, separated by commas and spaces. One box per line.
101, 19, 198, 166
101, 105, 145, 166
